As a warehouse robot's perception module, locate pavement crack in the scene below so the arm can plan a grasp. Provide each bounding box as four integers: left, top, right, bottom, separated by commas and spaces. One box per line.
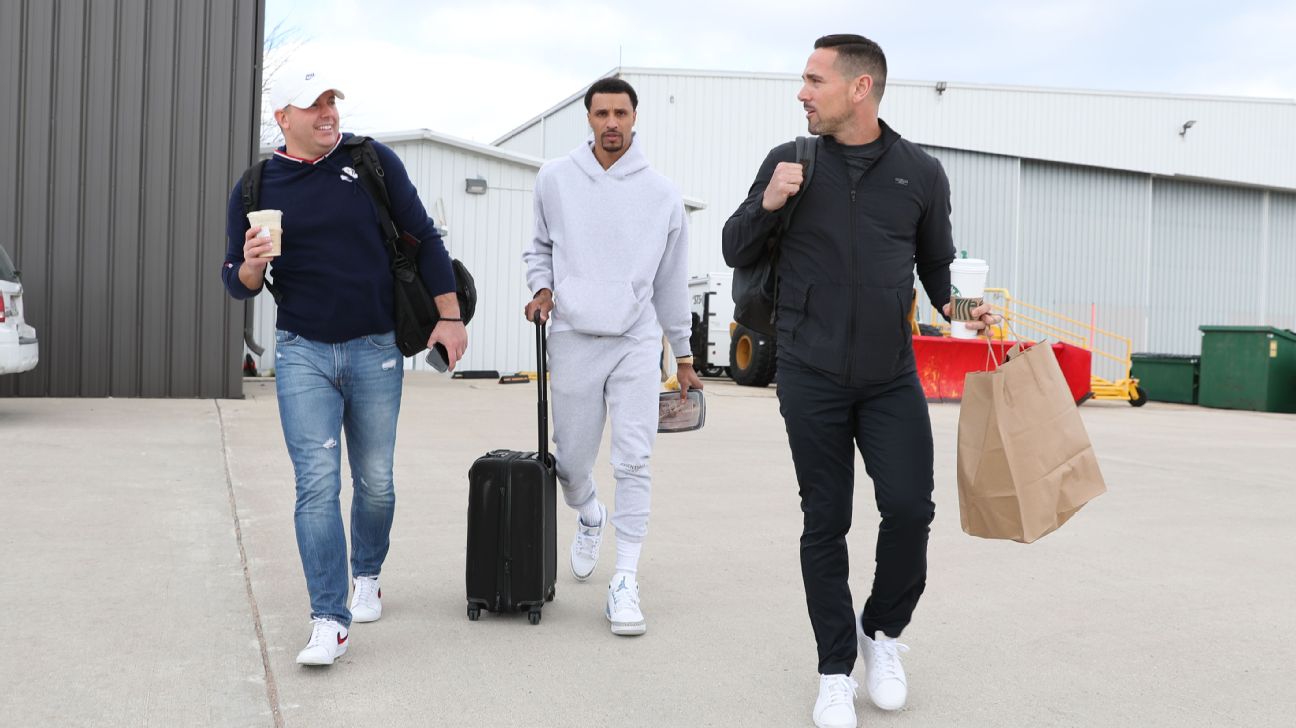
215, 399, 284, 728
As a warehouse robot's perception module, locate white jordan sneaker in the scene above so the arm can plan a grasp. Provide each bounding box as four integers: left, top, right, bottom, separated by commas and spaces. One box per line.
605, 572, 646, 636
570, 502, 607, 581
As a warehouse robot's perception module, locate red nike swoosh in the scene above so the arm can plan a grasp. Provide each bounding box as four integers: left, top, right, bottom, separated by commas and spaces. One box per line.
337, 633, 347, 645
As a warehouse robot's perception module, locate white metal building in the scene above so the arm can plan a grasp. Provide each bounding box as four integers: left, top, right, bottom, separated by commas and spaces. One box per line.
495, 68, 1296, 375
250, 68, 1296, 380
248, 129, 703, 375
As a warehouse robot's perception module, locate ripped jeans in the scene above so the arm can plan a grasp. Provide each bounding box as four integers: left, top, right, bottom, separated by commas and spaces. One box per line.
273, 328, 403, 627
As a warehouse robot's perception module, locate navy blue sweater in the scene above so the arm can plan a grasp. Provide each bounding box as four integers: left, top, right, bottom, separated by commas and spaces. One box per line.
223, 133, 455, 343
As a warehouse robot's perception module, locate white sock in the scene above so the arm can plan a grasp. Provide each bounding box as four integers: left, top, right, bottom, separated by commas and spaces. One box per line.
614, 540, 642, 575
578, 499, 603, 527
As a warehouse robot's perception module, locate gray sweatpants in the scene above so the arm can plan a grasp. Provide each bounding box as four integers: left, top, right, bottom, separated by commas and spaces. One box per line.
547, 330, 660, 544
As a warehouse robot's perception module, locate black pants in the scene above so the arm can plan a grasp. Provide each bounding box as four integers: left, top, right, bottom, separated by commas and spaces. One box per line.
776, 360, 935, 676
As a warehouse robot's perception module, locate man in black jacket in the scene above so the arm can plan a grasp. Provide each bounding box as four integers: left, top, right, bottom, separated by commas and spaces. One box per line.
722, 35, 995, 728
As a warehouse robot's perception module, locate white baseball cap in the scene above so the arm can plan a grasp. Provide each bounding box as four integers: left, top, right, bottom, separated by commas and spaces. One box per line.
269, 64, 346, 112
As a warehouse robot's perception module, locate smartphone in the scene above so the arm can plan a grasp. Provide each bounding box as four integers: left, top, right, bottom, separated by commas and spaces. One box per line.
425, 343, 449, 372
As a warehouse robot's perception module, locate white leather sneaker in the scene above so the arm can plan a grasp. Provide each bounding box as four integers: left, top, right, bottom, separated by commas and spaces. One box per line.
295, 618, 348, 666
858, 627, 909, 711
350, 576, 382, 623
570, 502, 607, 581
605, 572, 646, 636
813, 674, 859, 728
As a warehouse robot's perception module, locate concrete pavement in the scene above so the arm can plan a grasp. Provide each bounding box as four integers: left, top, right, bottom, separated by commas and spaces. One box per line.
1, 374, 1293, 727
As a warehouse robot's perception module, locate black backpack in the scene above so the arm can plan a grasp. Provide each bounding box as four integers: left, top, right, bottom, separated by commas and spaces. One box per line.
239, 136, 476, 357
731, 135, 817, 337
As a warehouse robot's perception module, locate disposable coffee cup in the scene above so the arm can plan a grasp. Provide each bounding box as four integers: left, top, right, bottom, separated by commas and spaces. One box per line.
949, 257, 989, 339
246, 209, 283, 258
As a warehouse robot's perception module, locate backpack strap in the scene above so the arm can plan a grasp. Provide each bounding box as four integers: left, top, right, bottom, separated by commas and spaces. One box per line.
237, 159, 281, 304
778, 135, 817, 232
756, 136, 819, 330
343, 136, 422, 286
239, 160, 267, 216
344, 136, 403, 247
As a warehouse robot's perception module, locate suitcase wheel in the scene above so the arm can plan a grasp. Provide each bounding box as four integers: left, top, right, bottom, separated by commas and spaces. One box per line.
467, 604, 481, 621
528, 608, 542, 626
546, 586, 555, 602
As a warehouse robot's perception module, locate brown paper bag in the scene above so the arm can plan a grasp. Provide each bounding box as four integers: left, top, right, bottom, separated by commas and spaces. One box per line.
957, 341, 1106, 543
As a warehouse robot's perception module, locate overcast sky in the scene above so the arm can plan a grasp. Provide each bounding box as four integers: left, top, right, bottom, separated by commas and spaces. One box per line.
264, 0, 1296, 144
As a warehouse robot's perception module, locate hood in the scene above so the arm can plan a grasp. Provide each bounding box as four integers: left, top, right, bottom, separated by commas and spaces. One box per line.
570, 132, 651, 180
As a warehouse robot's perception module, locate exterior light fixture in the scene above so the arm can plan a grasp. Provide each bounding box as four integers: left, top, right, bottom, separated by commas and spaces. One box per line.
1179, 120, 1196, 137
465, 177, 488, 194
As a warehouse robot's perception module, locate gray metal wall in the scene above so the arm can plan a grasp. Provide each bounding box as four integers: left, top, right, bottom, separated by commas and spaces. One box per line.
498, 69, 1296, 286
0, 0, 264, 398
1019, 162, 1153, 380
1149, 181, 1265, 353
905, 152, 1294, 379
1268, 193, 1296, 328
917, 147, 1018, 313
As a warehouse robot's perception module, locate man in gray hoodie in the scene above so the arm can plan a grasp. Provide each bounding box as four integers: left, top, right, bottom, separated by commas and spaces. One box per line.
523, 78, 701, 636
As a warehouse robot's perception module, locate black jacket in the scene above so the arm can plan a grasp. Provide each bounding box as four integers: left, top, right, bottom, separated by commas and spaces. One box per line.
722, 120, 956, 387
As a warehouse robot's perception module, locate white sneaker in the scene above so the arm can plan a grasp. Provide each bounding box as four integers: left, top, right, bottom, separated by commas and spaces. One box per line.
858, 627, 909, 711
350, 576, 382, 623
813, 674, 859, 728
605, 572, 646, 636
570, 502, 607, 582
295, 618, 348, 666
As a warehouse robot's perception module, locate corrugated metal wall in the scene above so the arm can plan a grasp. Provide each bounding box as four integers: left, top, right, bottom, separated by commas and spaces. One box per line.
498, 68, 1296, 196
1266, 193, 1296, 330
880, 82, 1296, 190
494, 68, 1296, 374
1018, 162, 1153, 380
1150, 180, 1267, 355
916, 147, 1019, 326
540, 101, 594, 161
504, 122, 544, 158
0, 0, 263, 398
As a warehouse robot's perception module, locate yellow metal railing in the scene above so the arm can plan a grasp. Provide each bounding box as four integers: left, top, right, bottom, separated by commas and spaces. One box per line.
930, 288, 1143, 404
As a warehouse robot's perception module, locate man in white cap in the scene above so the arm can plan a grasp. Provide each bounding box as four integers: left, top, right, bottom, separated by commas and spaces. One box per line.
221, 64, 467, 666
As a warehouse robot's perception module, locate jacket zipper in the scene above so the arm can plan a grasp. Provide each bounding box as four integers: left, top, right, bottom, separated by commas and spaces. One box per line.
846, 186, 857, 381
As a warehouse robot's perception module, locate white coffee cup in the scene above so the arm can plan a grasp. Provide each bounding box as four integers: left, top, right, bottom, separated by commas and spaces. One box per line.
246, 209, 283, 258
949, 257, 989, 339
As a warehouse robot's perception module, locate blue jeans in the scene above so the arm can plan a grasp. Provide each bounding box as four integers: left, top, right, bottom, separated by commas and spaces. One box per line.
274, 329, 404, 627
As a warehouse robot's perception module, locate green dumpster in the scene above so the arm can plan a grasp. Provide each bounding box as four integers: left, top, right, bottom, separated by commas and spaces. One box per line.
1131, 353, 1200, 404
1198, 326, 1296, 413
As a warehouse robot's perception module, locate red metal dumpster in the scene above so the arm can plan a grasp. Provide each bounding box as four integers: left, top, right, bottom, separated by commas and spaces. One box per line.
912, 336, 1092, 404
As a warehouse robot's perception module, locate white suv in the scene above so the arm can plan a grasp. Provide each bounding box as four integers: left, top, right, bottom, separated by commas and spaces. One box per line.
0, 244, 38, 375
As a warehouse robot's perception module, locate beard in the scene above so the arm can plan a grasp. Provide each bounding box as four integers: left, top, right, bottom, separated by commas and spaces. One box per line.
600, 133, 625, 152
806, 105, 846, 137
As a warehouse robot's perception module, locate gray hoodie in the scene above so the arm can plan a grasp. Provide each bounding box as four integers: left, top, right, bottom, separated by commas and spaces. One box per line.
525, 135, 692, 357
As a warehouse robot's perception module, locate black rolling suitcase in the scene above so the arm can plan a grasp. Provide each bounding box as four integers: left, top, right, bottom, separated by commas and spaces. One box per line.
465, 316, 558, 624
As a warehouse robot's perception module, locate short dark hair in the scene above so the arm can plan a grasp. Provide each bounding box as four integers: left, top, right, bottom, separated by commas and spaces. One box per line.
584, 77, 638, 110
814, 34, 887, 100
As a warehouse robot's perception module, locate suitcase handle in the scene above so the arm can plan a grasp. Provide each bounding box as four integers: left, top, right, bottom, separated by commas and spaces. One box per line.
533, 311, 549, 459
